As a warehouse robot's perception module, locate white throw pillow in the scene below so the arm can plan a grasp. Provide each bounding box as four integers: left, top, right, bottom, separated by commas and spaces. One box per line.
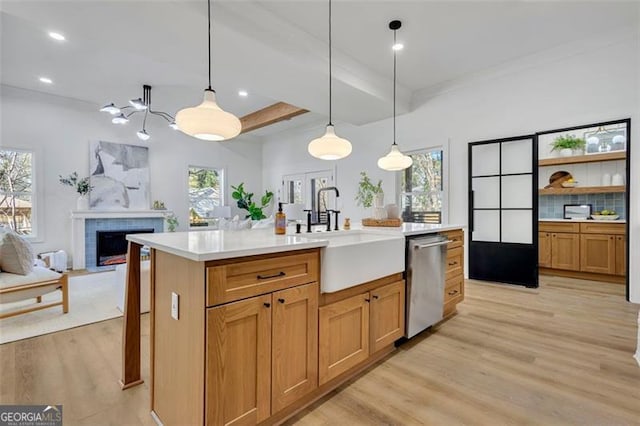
0, 230, 35, 275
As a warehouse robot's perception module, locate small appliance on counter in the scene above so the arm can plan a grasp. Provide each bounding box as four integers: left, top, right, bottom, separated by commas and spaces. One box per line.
563, 204, 592, 220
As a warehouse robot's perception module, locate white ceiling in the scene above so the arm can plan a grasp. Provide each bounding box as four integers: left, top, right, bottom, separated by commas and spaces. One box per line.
1, 1, 638, 137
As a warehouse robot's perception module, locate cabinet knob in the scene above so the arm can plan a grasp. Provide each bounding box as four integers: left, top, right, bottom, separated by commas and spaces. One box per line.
364, 298, 370, 303
610, 236, 614, 240
372, 295, 379, 299
263, 303, 271, 308
448, 261, 457, 266
278, 298, 285, 304
448, 290, 458, 296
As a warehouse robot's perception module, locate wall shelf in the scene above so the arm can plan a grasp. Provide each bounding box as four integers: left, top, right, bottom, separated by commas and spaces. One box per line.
539, 151, 626, 167
539, 185, 625, 195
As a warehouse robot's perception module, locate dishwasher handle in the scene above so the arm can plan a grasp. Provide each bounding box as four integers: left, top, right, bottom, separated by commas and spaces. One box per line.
413, 240, 452, 250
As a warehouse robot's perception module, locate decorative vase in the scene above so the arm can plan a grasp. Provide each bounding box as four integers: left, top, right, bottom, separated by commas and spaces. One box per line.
373, 193, 384, 208
372, 207, 387, 220
560, 148, 573, 157
572, 148, 584, 156
76, 195, 89, 211
385, 204, 400, 219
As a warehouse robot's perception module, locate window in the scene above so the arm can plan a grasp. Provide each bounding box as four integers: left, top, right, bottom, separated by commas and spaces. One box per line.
400, 148, 445, 224
282, 168, 335, 224
188, 166, 223, 226
0, 149, 35, 235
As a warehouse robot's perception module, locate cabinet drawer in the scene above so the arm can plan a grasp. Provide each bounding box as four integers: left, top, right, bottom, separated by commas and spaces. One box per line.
445, 247, 463, 280
442, 229, 463, 249
444, 275, 463, 304
539, 222, 579, 233
580, 222, 625, 235
206, 250, 319, 306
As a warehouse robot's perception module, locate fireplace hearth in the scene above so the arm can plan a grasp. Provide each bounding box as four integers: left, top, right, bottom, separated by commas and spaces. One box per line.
96, 229, 154, 267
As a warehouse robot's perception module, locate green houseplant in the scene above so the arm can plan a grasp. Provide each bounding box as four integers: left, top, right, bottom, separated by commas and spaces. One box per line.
551, 135, 586, 156
59, 172, 93, 210
231, 183, 274, 220
59, 172, 92, 195
355, 172, 383, 208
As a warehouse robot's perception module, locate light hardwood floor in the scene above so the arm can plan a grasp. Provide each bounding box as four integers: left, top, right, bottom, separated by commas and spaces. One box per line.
1, 276, 638, 425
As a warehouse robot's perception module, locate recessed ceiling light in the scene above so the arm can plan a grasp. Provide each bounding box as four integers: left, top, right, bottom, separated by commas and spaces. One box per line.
238, 90, 248, 97
39, 77, 53, 84
48, 32, 66, 41
392, 43, 404, 51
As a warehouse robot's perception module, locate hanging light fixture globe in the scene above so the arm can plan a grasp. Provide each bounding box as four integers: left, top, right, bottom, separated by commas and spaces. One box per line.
378, 144, 412, 170
175, 0, 241, 141
308, 0, 352, 160
308, 124, 352, 160
176, 89, 241, 141
378, 20, 412, 171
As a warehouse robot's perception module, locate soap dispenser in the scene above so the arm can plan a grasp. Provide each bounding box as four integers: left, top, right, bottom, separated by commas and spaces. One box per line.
275, 202, 286, 235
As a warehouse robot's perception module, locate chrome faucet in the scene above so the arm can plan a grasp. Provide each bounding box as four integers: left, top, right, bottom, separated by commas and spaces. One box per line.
317, 187, 339, 226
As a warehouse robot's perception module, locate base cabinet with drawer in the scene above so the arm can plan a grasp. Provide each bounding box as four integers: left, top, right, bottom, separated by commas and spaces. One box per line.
318, 280, 405, 385
441, 229, 465, 317
539, 221, 626, 282
206, 282, 318, 425
151, 246, 410, 426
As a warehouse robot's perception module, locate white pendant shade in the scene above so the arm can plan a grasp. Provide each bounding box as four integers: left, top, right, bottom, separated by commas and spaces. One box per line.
308, 125, 352, 160
175, 90, 241, 141
377, 144, 413, 171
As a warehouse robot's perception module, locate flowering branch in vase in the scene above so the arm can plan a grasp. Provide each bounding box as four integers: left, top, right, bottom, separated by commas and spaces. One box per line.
59, 172, 93, 196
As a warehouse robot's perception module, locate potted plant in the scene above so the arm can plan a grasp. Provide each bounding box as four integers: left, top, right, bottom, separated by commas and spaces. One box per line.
551, 135, 586, 157
355, 172, 386, 218
231, 183, 274, 220
164, 212, 179, 232
59, 172, 93, 210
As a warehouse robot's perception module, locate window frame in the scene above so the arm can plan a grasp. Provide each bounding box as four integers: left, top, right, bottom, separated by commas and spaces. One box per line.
187, 164, 225, 227
282, 167, 336, 224
396, 143, 449, 224
0, 147, 39, 240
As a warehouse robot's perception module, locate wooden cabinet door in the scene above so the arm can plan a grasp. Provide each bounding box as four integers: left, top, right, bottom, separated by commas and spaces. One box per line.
580, 234, 616, 274
551, 233, 580, 271
615, 235, 626, 276
206, 295, 272, 425
318, 292, 369, 385
370, 281, 405, 354
271, 283, 319, 413
539, 232, 551, 268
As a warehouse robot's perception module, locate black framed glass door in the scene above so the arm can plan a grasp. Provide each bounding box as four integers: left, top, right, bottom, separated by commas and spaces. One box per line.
468, 135, 538, 287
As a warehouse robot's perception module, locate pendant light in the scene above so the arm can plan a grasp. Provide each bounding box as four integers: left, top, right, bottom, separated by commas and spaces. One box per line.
175, 0, 241, 141
308, 0, 352, 160
378, 20, 412, 171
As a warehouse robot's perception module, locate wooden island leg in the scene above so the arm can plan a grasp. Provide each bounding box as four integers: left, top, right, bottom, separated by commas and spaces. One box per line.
120, 241, 144, 389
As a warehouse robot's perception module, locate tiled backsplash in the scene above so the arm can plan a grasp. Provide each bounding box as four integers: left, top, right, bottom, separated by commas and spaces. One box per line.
539, 193, 625, 219
85, 217, 164, 269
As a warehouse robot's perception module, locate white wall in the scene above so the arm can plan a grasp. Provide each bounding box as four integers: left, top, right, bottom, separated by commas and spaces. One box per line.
262, 32, 640, 302
0, 85, 263, 258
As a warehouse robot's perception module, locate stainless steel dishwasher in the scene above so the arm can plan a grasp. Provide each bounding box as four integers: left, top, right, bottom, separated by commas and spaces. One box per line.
406, 234, 450, 338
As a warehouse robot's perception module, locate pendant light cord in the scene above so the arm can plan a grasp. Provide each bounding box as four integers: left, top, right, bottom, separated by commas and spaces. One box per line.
208, 0, 212, 90
393, 29, 397, 145
328, 0, 333, 125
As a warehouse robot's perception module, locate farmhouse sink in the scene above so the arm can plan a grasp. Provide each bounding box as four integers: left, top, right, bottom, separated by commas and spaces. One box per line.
316, 230, 405, 293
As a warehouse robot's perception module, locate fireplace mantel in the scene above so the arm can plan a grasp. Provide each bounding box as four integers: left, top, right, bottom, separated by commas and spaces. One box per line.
71, 210, 169, 220
70, 210, 169, 270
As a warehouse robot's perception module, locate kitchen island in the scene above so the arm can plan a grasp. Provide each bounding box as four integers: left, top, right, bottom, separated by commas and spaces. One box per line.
121, 225, 464, 425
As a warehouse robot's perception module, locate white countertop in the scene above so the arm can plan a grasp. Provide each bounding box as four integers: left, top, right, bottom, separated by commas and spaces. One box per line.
127, 223, 466, 262
127, 229, 329, 262
351, 222, 465, 236
539, 218, 626, 224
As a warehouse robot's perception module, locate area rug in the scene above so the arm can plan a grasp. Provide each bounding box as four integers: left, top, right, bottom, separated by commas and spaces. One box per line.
0, 271, 122, 344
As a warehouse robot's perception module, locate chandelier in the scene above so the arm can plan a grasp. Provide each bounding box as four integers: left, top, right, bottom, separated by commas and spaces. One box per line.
99, 84, 177, 141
